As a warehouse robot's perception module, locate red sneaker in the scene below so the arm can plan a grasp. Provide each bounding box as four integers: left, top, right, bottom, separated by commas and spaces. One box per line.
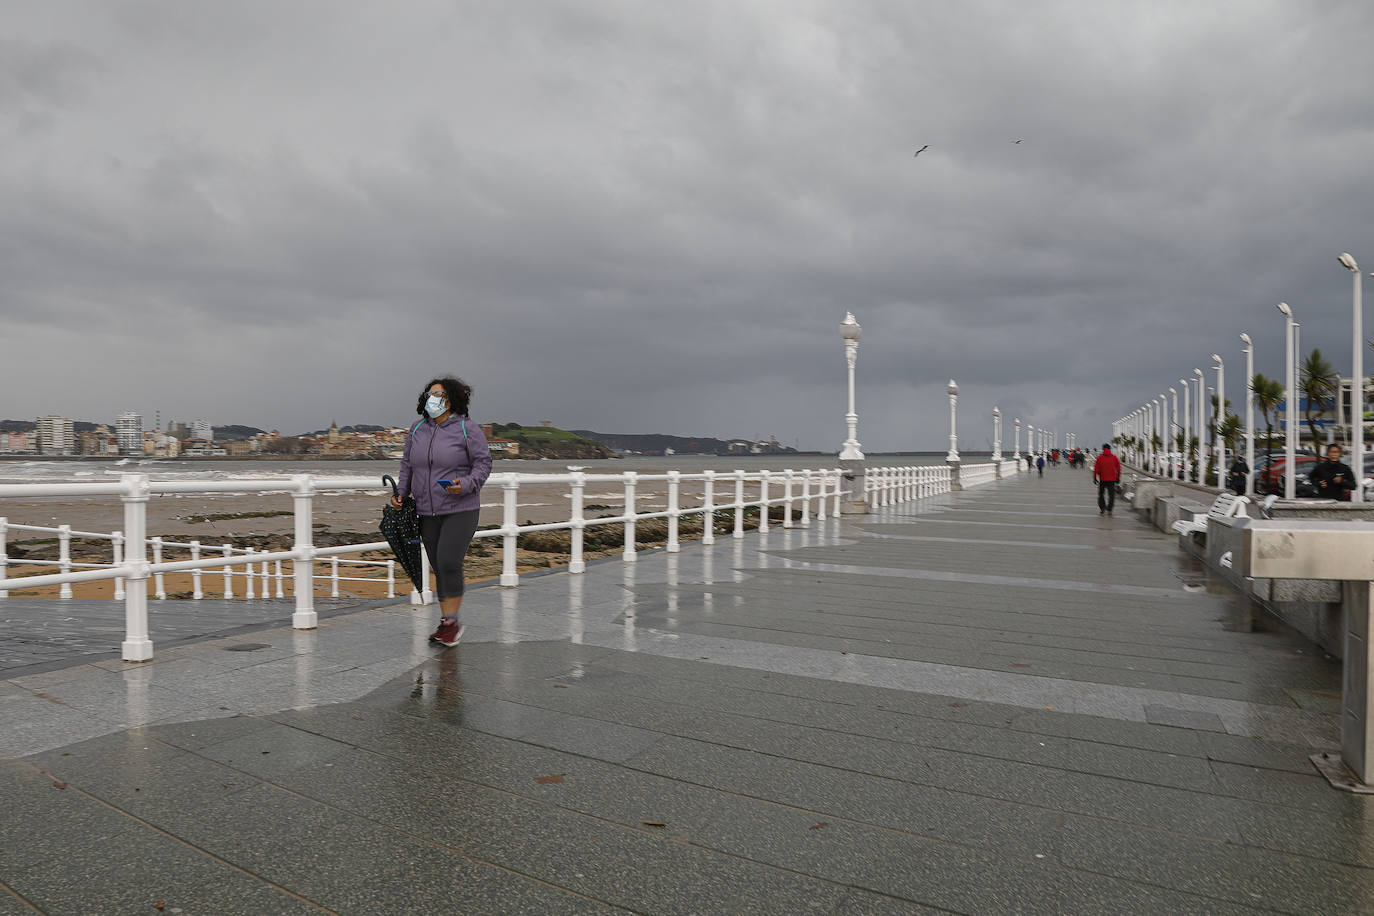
434, 618, 462, 647
428, 616, 456, 643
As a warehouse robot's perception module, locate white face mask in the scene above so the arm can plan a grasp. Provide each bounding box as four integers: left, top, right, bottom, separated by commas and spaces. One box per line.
425, 395, 447, 417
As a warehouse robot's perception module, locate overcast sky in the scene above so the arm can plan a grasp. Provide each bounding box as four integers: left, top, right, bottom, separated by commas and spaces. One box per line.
4, 1, 1372, 451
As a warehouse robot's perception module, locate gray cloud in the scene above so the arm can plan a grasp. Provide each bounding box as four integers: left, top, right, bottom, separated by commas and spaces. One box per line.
1, 1, 1371, 449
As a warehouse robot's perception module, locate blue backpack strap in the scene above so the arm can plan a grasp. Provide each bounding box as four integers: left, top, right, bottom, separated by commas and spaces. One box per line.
410, 419, 425, 436
461, 419, 467, 441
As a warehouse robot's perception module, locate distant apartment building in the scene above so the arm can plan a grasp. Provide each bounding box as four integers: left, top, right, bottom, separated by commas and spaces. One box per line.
181, 437, 227, 457
79, 427, 118, 456
0, 431, 35, 453
116, 412, 143, 455
191, 419, 213, 442
35, 416, 75, 455
167, 421, 188, 441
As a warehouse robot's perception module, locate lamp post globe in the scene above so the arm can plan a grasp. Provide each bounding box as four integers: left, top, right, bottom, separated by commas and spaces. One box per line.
838, 312, 864, 461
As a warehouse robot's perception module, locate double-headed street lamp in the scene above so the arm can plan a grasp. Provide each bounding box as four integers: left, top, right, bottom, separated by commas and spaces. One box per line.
1278, 301, 1296, 499
1240, 333, 1254, 496
1340, 254, 1364, 502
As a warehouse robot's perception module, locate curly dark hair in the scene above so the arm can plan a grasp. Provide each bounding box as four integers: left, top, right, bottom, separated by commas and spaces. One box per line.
416, 376, 473, 417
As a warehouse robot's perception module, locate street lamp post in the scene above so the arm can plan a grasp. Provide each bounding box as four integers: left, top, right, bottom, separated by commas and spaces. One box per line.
1194, 368, 1205, 483
1158, 395, 1168, 475
837, 312, 868, 514
1180, 379, 1191, 481
1279, 302, 1296, 499
839, 312, 864, 461
1241, 333, 1254, 496
992, 407, 1002, 464
1340, 254, 1364, 502
1169, 387, 1179, 479
946, 380, 959, 462
1212, 354, 1225, 486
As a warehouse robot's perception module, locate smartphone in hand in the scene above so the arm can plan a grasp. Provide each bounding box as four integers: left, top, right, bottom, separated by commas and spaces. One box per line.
438, 479, 455, 489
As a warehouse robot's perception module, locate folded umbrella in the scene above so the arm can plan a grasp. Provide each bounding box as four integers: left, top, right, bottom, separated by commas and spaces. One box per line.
379, 474, 425, 593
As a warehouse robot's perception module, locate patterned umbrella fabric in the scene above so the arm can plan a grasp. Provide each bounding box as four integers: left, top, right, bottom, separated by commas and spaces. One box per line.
379, 475, 424, 592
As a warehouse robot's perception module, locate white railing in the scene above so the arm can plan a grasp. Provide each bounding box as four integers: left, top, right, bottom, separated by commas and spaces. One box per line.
0, 461, 990, 661
864, 464, 954, 507
960, 462, 1000, 488
0, 469, 839, 660
0, 525, 404, 602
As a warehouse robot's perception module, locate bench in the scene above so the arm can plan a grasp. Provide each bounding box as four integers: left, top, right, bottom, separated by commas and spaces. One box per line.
1171, 492, 1250, 536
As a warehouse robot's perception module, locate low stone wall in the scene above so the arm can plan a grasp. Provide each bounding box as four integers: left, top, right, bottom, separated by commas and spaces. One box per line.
1197, 516, 1344, 658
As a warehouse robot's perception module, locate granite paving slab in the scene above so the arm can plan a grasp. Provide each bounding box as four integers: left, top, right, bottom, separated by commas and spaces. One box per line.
2, 466, 1369, 912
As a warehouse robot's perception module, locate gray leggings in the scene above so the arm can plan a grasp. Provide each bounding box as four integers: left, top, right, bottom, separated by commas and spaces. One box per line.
419, 509, 481, 600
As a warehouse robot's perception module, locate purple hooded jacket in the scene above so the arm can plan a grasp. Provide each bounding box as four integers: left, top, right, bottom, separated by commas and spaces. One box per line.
397, 415, 493, 516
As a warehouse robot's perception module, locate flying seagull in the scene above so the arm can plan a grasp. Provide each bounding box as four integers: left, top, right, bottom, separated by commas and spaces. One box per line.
914, 145, 929, 157
1011, 138, 1023, 144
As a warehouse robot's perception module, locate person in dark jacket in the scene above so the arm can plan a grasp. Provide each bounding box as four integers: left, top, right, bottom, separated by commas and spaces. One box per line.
1092, 443, 1122, 514
1226, 454, 1249, 496
392, 376, 493, 646
1309, 444, 1356, 501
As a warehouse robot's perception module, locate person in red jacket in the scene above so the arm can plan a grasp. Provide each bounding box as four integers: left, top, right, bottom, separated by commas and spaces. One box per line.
1092, 443, 1122, 515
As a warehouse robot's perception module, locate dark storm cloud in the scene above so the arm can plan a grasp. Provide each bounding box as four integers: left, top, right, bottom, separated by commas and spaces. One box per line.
1, 1, 1371, 449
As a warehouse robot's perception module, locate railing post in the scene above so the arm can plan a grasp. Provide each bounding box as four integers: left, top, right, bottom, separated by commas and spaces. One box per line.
112, 532, 125, 599
120, 474, 153, 662
291, 474, 316, 628
274, 560, 284, 598
800, 470, 811, 526
500, 475, 520, 586
782, 470, 794, 529
0, 516, 7, 599
666, 470, 681, 552
733, 470, 745, 539
386, 559, 395, 598
569, 470, 587, 573
420, 548, 434, 604
758, 471, 770, 532
245, 556, 255, 600
331, 557, 340, 597
622, 471, 638, 562
817, 471, 828, 521
702, 471, 716, 545
222, 545, 233, 598
151, 536, 165, 599
190, 540, 203, 599
57, 524, 72, 599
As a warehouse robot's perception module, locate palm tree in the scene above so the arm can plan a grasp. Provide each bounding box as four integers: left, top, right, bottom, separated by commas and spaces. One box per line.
1300, 348, 1339, 449
1251, 373, 1284, 450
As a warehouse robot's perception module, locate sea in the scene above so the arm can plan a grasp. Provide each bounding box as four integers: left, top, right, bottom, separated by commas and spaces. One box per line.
0, 453, 978, 486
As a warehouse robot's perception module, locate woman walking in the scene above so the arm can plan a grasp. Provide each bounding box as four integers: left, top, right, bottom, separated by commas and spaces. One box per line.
392, 377, 492, 646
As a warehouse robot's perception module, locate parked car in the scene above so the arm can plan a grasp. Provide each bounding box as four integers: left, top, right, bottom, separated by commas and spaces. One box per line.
1256, 454, 1317, 495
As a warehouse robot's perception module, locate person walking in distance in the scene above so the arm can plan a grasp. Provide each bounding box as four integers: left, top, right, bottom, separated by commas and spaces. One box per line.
392, 377, 492, 647
1093, 443, 1122, 515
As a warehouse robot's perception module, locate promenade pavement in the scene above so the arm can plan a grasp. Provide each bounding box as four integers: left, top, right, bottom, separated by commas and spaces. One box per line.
2, 464, 1370, 913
